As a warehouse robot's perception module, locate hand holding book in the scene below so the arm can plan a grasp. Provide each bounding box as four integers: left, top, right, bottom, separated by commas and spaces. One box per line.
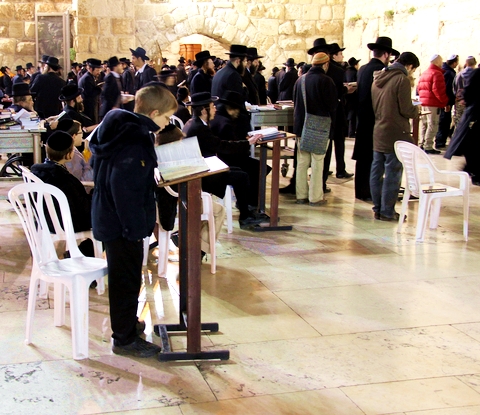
248, 133, 262, 145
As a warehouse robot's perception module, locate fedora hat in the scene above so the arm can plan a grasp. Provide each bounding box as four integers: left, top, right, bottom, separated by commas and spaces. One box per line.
130, 47, 150, 61
11, 82, 34, 97
329, 43, 345, 55
247, 47, 264, 60
86, 58, 102, 68
308, 38, 330, 55
39, 55, 49, 64
178, 56, 186, 63
156, 68, 177, 78
283, 58, 296, 67
59, 83, 84, 101
26, 62, 34, 70
193, 50, 216, 67
46, 56, 61, 70
218, 90, 244, 109
367, 37, 399, 56
119, 57, 131, 66
107, 56, 121, 69
185, 92, 219, 106
15, 65, 24, 72
226, 44, 248, 58
348, 57, 361, 67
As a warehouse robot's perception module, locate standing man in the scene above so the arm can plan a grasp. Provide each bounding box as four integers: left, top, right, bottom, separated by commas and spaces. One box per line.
345, 57, 360, 138
370, 52, 420, 221
78, 58, 102, 124
242, 47, 262, 105
130, 47, 157, 92
30, 56, 66, 118
25, 63, 36, 82
277, 58, 298, 102
176, 56, 188, 86
89, 85, 178, 357
254, 62, 268, 105
435, 54, 458, 149
453, 56, 477, 126
353, 37, 398, 201
267, 67, 279, 104
30, 55, 48, 86
100, 56, 124, 120
12, 65, 26, 84
417, 54, 449, 154
120, 57, 135, 112
190, 50, 216, 95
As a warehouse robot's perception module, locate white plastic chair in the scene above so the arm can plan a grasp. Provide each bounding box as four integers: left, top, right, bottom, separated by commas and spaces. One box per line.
157, 185, 217, 276
8, 182, 108, 360
394, 141, 469, 241
218, 185, 233, 234
170, 115, 185, 130
19, 165, 104, 295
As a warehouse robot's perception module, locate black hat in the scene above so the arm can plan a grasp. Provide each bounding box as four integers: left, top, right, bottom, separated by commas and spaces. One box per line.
15, 65, 24, 72
156, 69, 177, 79
46, 56, 61, 70
26, 62, 33, 69
56, 118, 76, 133
107, 56, 121, 69
140, 80, 169, 90
39, 55, 49, 64
177, 86, 189, 101
258, 62, 266, 71
11, 82, 34, 97
367, 37, 399, 56
193, 50, 216, 67
348, 57, 361, 67
130, 47, 149, 61
329, 43, 345, 55
226, 44, 248, 58
59, 84, 84, 101
247, 47, 264, 60
308, 38, 330, 55
102, 60, 108, 65
46, 131, 73, 152
86, 58, 102, 68
283, 58, 296, 67
178, 56, 186, 63
219, 90, 244, 109
185, 92, 219, 106
119, 57, 130, 65
162, 57, 168, 62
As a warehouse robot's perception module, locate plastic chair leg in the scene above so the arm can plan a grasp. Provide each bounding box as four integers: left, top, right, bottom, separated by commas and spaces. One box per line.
38, 280, 48, 299
224, 186, 233, 234
429, 198, 441, 229
157, 229, 170, 277
416, 196, 430, 241
69, 276, 90, 360
397, 191, 410, 233
25, 275, 40, 345
54, 282, 66, 327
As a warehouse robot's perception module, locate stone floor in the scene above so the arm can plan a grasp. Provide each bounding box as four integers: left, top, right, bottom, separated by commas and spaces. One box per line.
2, 140, 480, 415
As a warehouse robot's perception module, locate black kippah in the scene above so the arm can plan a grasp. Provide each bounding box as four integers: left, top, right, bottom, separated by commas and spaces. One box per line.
56, 118, 75, 133
47, 131, 73, 151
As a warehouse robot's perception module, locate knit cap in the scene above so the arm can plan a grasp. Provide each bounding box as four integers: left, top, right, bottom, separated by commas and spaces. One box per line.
312, 52, 329, 65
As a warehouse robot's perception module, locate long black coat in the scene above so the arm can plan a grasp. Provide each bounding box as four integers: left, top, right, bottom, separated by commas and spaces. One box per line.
100, 72, 121, 118
190, 69, 212, 95
63, 104, 94, 128
277, 68, 298, 101
78, 71, 101, 124
30, 72, 66, 118
254, 72, 267, 105
135, 65, 157, 91
211, 61, 245, 101
352, 58, 387, 160
242, 69, 259, 105
267, 75, 278, 103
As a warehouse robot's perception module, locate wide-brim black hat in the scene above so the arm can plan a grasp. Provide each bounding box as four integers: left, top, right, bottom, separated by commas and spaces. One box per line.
107, 56, 121, 69
283, 58, 296, 67
367, 37, 399, 56
226, 44, 248, 58
11, 82, 35, 97
185, 92, 219, 106
59, 84, 84, 101
119, 57, 131, 66
329, 43, 345, 55
178, 57, 186, 63
193, 50, 216, 67
218, 90, 244, 109
156, 69, 177, 78
308, 38, 330, 55
130, 47, 150, 61
247, 47, 263, 60
46, 56, 62, 70
348, 57, 361, 67
39, 55, 49, 64
86, 58, 102, 69
15, 65, 24, 72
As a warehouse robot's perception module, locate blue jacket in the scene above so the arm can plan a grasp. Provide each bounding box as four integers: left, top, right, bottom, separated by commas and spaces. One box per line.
89, 109, 158, 242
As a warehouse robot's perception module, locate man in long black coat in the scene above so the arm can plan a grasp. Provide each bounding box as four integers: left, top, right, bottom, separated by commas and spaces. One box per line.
267, 67, 279, 104
130, 47, 157, 92
353, 37, 398, 200
190, 50, 215, 95
277, 58, 298, 101
78, 58, 102, 124
242, 48, 262, 105
100, 56, 123, 120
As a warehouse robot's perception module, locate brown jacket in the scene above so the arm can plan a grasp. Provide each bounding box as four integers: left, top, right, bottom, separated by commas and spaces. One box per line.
371, 63, 419, 153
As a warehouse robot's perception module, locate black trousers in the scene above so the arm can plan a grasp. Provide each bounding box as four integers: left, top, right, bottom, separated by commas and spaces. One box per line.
104, 237, 143, 346
354, 158, 373, 200
226, 167, 251, 220
435, 109, 453, 147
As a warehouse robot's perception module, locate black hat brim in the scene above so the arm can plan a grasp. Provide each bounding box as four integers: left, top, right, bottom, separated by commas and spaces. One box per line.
367, 43, 400, 56
185, 96, 219, 106
129, 48, 150, 61
226, 52, 248, 58
218, 98, 243, 109
59, 87, 84, 101
308, 45, 330, 55
193, 56, 216, 67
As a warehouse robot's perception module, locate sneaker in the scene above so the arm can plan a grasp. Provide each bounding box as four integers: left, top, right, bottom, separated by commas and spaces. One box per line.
295, 198, 309, 204
425, 149, 441, 154
336, 171, 354, 179
112, 336, 161, 358
309, 199, 327, 206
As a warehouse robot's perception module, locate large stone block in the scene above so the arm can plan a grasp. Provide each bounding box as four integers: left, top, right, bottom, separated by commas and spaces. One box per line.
236, 15, 250, 31
99, 18, 111, 35
225, 10, 239, 26
75, 36, 90, 54
332, 5, 345, 20
266, 43, 282, 61
91, 0, 129, 18
316, 20, 343, 36
112, 18, 134, 35
0, 39, 16, 55
246, 4, 264, 17
9, 21, 24, 40
222, 24, 238, 43
163, 14, 176, 28
257, 19, 279, 35
0, 4, 15, 20
279, 21, 294, 35
0, 25, 8, 37
98, 37, 116, 53
25, 22, 35, 38
278, 36, 306, 51
77, 17, 98, 36
265, 5, 285, 20
320, 6, 333, 20
302, 5, 321, 20
188, 15, 205, 33
135, 5, 157, 21
213, 8, 227, 21
15, 4, 34, 21
171, 7, 188, 23
16, 42, 35, 55
212, 19, 227, 39
36, 3, 69, 13
117, 37, 135, 54
285, 5, 303, 20
89, 36, 98, 54
294, 20, 316, 36
174, 21, 193, 38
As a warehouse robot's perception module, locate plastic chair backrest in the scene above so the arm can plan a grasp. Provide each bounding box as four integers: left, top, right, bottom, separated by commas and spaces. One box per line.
170, 115, 185, 130
8, 182, 83, 267
394, 141, 437, 197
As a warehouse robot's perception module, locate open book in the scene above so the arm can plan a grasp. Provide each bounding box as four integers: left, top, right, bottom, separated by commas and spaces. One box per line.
247, 127, 287, 142
155, 136, 210, 183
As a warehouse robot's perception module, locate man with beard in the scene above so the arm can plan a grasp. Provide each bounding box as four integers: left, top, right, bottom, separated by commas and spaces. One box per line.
58, 83, 96, 133
78, 58, 103, 124
190, 50, 216, 95
242, 47, 262, 105
212, 44, 250, 139
176, 56, 188, 86
254, 61, 268, 105
277, 58, 298, 102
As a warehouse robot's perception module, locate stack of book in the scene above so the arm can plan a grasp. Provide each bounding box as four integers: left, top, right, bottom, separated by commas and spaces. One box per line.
248, 127, 287, 142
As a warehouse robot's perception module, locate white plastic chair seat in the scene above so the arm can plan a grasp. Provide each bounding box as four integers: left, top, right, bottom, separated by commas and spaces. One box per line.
40, 257, 107, 278
394, 141, 469, 242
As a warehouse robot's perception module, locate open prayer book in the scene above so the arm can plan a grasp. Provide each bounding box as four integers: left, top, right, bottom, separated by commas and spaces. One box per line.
155, 136, 210, 183
248, 127, 287, 142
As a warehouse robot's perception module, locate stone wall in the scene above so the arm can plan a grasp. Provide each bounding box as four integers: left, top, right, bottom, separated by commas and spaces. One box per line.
343, 0, 480, 75
0, 0, 71, 68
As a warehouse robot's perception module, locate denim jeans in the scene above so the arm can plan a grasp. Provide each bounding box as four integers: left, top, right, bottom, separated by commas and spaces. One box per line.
370, 151, 403, 218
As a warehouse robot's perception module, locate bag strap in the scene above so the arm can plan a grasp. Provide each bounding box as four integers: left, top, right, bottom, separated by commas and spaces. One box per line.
301, 76, 308, 113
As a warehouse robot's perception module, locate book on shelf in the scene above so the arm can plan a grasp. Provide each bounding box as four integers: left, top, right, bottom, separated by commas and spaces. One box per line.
422, 184, 447, 193
247, 127, 287, 142
154, 136, 210, 184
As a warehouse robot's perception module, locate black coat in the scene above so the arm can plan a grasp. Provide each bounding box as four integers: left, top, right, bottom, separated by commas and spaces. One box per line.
30, 72, 66, 118
173, 100, 191, 126
3, 74, 12, 95
292, 67, 338, 137
89, 109, 158, 242
78, 71, 101, 124
254, 72, 267, 105
100, 72, 121, 118
277, 68, 298, 101
190, 69, 212, 95
442, 62, 456, 106
345, 66, 359, 113
242, 69, 259, 105
211, 61, 245, 101
352, 58, 387, 160
62, 104, 95, 128
267, 75, 278, 104
176, 63, 188, 86
30, 161, 92, 233
135, 65, 157, 91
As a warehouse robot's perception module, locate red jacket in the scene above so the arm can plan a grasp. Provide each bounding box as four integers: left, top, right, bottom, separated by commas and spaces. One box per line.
417, 64, 449, 108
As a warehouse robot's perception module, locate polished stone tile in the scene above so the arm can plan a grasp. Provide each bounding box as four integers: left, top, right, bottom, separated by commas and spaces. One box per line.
404, 407, 480, 415
342, 377, 480, 414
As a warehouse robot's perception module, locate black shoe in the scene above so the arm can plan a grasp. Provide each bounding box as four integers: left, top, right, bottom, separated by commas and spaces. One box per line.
170, 231, 179, 248
89, 280, 98, 289
435, 144, 446, 149
357, 197, 372, 202
279, 184, 296, 194
336, 171, 354, 179
425, 149, 441, 154
136, 320, 146, 335
328, 170, 333, 176
324, 187, 331, 193
112, 336, 161, 358
295, 198, 309, 204
239, 215, 264, 229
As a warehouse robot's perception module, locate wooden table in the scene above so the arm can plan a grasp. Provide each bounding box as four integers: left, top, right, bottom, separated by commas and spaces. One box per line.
250, 106, 294, 130
254, 133, 294, 232
154, 156, 230, 361
0, 126, 45, 164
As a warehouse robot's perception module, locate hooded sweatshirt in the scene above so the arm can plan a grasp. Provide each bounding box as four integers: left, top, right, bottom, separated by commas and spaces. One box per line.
89, 109, 158, 242
371, 62, 419, 153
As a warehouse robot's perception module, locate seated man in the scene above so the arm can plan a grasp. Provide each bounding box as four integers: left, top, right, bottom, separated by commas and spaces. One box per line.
183, 92, 264, 229
9, 82, 36, 113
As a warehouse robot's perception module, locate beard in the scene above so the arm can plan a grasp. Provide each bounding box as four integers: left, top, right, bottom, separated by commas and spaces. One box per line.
236, 61, 245, 76
250, 64, 258, 76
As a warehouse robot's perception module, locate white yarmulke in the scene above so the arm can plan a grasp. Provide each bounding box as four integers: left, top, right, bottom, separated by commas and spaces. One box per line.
447, 54, 458, 60
430, 54, 439, 62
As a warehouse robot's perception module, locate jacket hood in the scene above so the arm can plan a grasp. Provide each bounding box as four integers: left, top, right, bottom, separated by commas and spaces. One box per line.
373, 62, 407, 88
462, 67, 475, 86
